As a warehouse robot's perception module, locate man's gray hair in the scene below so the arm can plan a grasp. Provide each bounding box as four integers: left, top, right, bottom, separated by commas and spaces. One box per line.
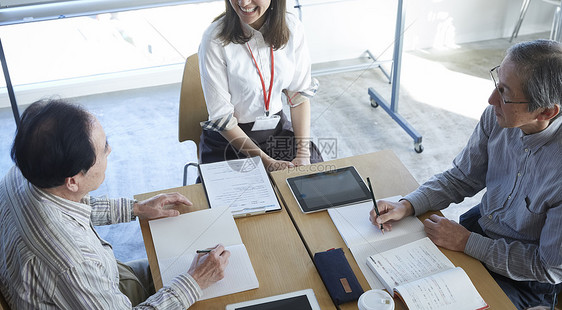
507, 39, 562, 112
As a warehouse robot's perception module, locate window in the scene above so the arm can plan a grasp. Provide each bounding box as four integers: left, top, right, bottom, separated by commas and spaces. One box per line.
0, 1, 223, 105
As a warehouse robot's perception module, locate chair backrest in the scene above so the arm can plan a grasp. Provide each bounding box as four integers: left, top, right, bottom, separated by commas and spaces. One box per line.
0, 290, 10, 310
178, 53, 209, 150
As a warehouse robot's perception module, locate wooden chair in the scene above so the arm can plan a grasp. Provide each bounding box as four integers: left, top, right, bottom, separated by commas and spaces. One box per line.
178, 53, 209, 186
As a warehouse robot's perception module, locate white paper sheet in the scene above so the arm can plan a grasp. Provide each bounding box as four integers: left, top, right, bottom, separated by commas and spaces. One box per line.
348, 231, 428, 290
396, 267, 488, 310
367, 237, 455, 294
149, 207, 259, 298
198, 156, 281, 216
328, 195, 428, 289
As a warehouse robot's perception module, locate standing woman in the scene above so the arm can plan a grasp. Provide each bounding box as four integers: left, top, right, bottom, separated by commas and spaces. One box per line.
198, 0, 323, 171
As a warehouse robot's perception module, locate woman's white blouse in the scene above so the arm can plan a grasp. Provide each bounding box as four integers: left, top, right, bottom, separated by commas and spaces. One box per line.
198, 12, 313, 126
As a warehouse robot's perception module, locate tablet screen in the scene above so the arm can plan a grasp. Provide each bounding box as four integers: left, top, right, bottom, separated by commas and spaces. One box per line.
231, 295, 312, 310
225, 289, 321, 310
286, 166, 372, 213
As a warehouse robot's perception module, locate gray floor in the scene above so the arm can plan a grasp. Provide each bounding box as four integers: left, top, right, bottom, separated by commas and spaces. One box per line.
0, 32, 548, 261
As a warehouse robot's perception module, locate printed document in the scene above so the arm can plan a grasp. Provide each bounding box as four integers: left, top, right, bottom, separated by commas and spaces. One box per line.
198, 156, 281, 217
367, 238, 488, 310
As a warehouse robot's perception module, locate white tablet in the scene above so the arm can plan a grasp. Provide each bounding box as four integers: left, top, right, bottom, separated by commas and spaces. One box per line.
225, 289, 321, 310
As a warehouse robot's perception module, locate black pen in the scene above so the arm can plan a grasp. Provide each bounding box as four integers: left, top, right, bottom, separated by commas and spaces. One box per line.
367, 177, 384, 234
196, 249, 212, 254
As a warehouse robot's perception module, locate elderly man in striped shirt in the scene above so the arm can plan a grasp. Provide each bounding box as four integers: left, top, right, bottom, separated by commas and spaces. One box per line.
0, 99, 230, 309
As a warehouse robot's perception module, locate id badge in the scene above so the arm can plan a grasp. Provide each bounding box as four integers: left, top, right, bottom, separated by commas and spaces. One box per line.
251, 115, 281, 131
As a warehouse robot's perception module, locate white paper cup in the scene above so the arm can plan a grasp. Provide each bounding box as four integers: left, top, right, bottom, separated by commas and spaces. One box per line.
358, 289, 395, 310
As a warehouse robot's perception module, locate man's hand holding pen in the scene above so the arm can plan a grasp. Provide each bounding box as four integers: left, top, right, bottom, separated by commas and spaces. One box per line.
188, 244, 231, 289
369, 199, 415, 232
370, 200, 470, 252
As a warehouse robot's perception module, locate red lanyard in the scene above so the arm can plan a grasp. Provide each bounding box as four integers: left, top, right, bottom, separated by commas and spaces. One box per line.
247, 43, 274, 116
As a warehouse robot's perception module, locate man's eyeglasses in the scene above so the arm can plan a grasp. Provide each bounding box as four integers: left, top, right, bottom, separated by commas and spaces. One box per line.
490, 66, 530, 105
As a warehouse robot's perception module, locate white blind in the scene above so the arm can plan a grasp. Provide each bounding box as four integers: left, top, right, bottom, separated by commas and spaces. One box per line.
0, 0, 218, 25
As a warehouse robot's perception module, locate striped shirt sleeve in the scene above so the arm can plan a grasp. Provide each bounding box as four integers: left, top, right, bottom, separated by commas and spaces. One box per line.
54, 260, 202, 309
84, 195, 136, 226
405, 109, 491, 216
140, 274, 202, 309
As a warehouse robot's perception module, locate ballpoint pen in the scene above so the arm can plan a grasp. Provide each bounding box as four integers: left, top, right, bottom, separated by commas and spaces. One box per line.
196, 249, 212, 254
366, 177, 384, 234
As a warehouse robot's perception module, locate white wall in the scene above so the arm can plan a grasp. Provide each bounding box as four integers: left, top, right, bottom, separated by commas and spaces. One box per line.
0, 0, 557, 109
299, 0, 556, 63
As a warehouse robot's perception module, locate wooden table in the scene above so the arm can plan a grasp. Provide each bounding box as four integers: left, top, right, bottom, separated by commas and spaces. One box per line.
269, 150, 515, 310
135, 183, 336, 310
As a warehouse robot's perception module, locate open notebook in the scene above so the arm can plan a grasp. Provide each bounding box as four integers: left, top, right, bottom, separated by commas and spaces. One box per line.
149, 206, 259, 300
328, 196, 426, 289
328, 197, 487, 310
367, 237, 488, 310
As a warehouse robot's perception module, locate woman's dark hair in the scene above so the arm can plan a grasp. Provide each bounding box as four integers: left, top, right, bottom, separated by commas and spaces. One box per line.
214, 0, 289, 50
10, 99, 96, 189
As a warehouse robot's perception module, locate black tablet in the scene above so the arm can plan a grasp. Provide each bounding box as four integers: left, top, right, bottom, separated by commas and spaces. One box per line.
286, 166, 372, 213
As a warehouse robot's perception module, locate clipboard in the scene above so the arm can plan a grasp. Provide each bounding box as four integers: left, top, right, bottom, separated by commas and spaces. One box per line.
198, 156, 283, 217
